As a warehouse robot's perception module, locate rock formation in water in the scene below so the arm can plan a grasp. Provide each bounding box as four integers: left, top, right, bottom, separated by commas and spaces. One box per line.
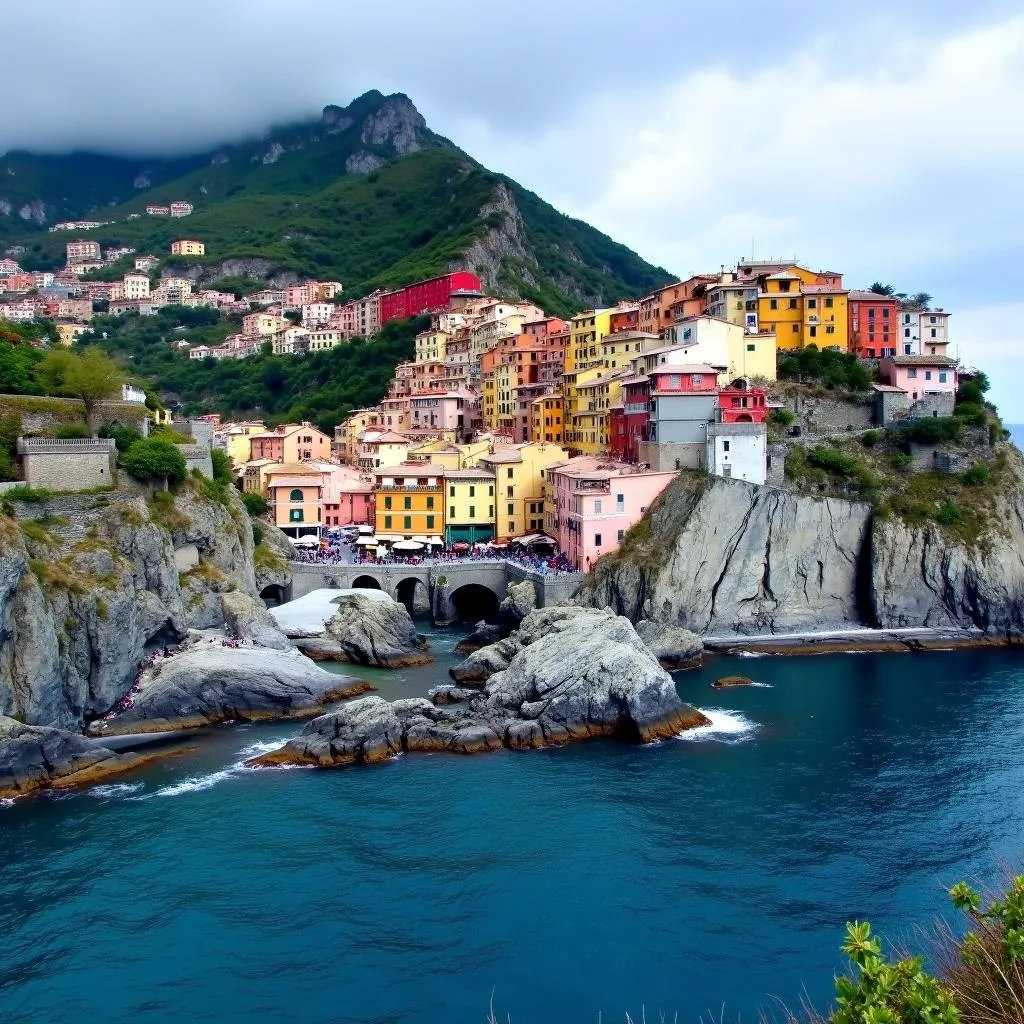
576, 469, 1024, 637
455, 579, 537, 652
0, 715, 181, 799
0, 483, 292, 729
294, 593, 432, 667
87, 640, 372, 736
251, 606, 709, 769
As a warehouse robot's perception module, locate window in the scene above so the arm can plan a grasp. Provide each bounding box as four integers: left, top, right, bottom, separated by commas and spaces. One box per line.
908, 368, 918, 379
882, 308, 890, 318
925, 370, 932, 381
809, 326, 817, 338
905, 328, 911, 337
468, 485, 475, 498
825, 298, 833, 308
792, 324, 799, 333
507, 468, 513, 478
808, 298, 817, 309
426, 496, 434, 509
616, 493, 624, 512
450, 506, 456, 518
931, 328, 937, 338
384, 496, 392, 510
746, 343, 755, 351
404, 496, 412, 510
594, 533, 602, 547
289, 488, 303, 502
789, 298, 798, 309
289, 509, 303, 522
449, 485, 455, 497
825, 325, 835, 335
594, 499, 602, 514
508, 521, 515, 532
939, 371, 947, 383
426, 516, 434, 529
468, 505, 475, 518
868, 308, 875, 318
617, 529, 625, 542
723, 440, 731, 453
489, 505, 494, 517
384, 515, 392, 529
770, 298, 778, 310
507, 486, 514, 498
508, 503, 514, 515
403, 516, 412, 530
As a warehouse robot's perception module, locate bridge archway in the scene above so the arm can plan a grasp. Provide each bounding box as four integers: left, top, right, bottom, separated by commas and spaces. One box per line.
260, 584, 287, 608
352, 575, 383, 591
448, 583, 502, 623
395, 577, 431, 616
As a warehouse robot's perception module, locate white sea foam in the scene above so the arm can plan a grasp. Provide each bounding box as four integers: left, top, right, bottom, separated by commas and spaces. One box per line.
89, 782, 144, 799
236, 739, 288, 761
737, 651, 768, 658
747, 681, 773, 689
132, 738, 291, 798
1, 797, 15, 809
678, 708, 758, 743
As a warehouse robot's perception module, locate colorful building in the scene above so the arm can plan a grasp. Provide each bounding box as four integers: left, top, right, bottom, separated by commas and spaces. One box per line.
567, 308, 613, 373
547, 458, 676, 570
170, 240, 205, 256
374, 462, 445, 539
265, 465, 323, 538
445, 468, 497, 544
377, 272, 482, 325
414, 328, 450, 364
248, 423, 332, 463
848, 290, 901, 357
530, 394, 565, 446
478, 442, 568, 540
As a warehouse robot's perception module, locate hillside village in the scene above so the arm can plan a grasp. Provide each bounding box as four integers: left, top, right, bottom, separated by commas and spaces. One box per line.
1, 239, 981, 572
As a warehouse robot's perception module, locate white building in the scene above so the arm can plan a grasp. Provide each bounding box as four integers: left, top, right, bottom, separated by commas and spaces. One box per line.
899, 309, 951, 357
121, 383, 148, 404
301, 302, 335, 327
190, 345, 213, 360
169, 202, 194, 218
134, 255, 160, 272
123, 272, 151, 300
272, 326, 310, 356
706, 422, 767, 485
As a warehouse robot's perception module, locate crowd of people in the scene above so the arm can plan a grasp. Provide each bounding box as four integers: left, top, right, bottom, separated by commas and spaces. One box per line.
290, 534, 581, 576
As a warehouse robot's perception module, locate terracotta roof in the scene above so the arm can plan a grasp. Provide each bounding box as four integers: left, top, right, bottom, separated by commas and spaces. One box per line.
267, 476, 322, 489
445, 468, 496, 480
889, 355, 957, 367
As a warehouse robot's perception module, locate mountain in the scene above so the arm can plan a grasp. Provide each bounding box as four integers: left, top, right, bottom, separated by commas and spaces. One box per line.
0, 91, 674, 315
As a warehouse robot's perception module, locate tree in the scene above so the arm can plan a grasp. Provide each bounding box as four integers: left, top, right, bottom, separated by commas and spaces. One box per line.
122, 437, 187, 487
38, 347, 124, 436
902, 292, 933, 311
210, 448, 233, 485
242, 492, 268, 517
869, 282, 895, 296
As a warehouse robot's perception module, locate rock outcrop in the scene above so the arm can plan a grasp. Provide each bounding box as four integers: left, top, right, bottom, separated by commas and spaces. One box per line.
635, 620, 704, 669
295, 593, 431, 667
0, 484, 267, 728
87, 641, 372, 736
252, 606, 708, 770
0, 715, 181, 799
577, 470, 1024, 638
455, 579, 536, 652
220, 591, 291, 650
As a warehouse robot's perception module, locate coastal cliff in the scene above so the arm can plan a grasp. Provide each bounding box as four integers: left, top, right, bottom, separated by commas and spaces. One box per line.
577, 455, 1024, 637
0, 483, 289, 728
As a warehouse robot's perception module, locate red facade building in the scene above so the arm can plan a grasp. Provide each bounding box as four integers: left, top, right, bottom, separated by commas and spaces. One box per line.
848, 290, 901, 358
378, 272, 483, 325
717, 382, 768, 423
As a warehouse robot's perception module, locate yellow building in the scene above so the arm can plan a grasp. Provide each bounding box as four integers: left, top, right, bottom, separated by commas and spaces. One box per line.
494, 362, 517, 436
478, 442, 568, 540
335, 409, 381, 465
374, 462, 444, 539
729, 331, 777, 381
596, 331, 655, 371
170, 239, 205, 256
412, 439, 490, 471
265, 465, 322, 538
481, 371, 498, 431
56, 323, 87, 346
445, 468, 496, 544
561, 364, 604, 453
573, 369, 631, 456
530, 395, 564, 445
567, 309, 613, 373
414, 329, 450, 364
220, 421, 266, 467
756, 271, 848, 353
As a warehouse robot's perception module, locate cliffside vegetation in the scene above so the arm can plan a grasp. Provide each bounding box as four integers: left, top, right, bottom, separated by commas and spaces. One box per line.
0, 92, 672, 316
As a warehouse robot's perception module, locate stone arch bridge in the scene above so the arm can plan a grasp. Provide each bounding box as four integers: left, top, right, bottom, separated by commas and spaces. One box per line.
285, 560, 585, 625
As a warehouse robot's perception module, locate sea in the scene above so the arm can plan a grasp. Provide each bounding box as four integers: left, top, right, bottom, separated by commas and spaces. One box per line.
2, 624, 1024, 1023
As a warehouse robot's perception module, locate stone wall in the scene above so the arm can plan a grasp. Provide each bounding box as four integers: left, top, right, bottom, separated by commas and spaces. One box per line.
787, 391, 875, 435
178, 444, 213, 479
637, 440, 703, 472
16, 438, 116, 492
0, 394, 149, 435
766, 444, 788, 487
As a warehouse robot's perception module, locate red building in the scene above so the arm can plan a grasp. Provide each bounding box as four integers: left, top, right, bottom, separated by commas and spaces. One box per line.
378, 271, 483, 325
848, 290, 901, 358
717, 382, 768, 423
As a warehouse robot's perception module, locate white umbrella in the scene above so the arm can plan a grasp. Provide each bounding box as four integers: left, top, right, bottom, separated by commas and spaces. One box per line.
393, 540, 424, 552
357, 525, 374, 534
410, 535, 430, 544
292, 536, 320, 547
356, 536, 377, 546
374, 545, 388, 558
427, 536, 444, 546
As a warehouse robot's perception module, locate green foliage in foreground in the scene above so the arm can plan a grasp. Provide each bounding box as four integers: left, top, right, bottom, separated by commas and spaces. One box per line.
242, 492, 268, 517
778, 346, 874, 391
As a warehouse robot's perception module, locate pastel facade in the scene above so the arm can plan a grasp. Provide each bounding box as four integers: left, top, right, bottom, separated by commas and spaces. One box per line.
848, 291, 901, 357
878, 355, 958, 400
249, 423, 332, 463
170, 240, 205, 256
266, 468, 323, 538
706, 422, 767, 485
478, 442, 568, 540
445, 468, 497, 544
374, 463, 444, 539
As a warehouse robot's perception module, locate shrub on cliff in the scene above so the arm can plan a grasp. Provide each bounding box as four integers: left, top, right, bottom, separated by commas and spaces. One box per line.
122, 437, 187, 486
211, 449, 233, 486
895, 417, 963, 446
242, 492, 268, 517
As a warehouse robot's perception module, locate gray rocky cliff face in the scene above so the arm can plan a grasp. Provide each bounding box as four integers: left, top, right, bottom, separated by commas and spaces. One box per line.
455, 182, 536, 293
577, 471, 1024, 637
359, 97, 426, 155
0, 486, 264, 728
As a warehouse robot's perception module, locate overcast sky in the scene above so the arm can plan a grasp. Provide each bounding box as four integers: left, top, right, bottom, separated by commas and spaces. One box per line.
3, 0, 1023, 416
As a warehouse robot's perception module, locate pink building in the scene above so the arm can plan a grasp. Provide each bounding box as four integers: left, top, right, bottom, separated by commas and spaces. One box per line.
548, 457, 676, 570
408, 389, 479, 439
312, 462, 374, 526
878, 354, 958, 401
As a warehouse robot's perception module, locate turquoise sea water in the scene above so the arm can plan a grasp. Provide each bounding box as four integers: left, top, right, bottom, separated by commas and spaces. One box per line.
3, 629, 1024, 1023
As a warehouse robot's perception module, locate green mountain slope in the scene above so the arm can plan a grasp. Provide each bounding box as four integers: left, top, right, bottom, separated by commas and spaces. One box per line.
0, 92, 673, 315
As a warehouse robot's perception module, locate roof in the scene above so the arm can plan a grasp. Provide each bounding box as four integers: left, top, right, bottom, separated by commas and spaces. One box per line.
889, 355, 958, 367
872, 384, 907, 393
479, 449, 523, 464
264, 462, 322, 477
445, 468, 496, 480
367, 431, 411, 445
802, 283, 848, 294
848, 290, 899, 302
267, 476, 323, 489
649, 363, 722, 376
